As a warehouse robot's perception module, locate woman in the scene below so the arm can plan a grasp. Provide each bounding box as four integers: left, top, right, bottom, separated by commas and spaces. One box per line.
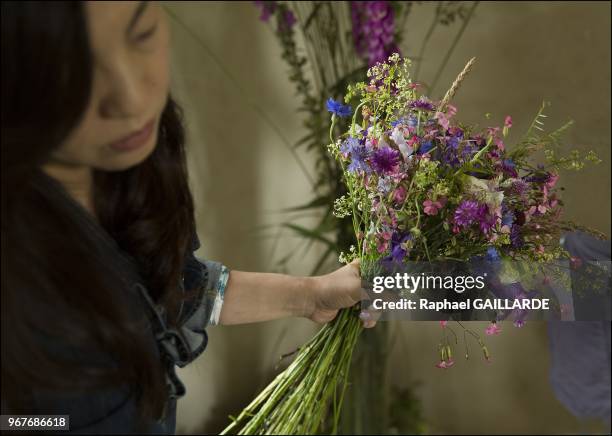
0, 2, 374, 433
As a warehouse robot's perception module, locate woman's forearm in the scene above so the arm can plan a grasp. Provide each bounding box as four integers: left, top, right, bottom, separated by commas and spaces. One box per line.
218, 271, 317, 325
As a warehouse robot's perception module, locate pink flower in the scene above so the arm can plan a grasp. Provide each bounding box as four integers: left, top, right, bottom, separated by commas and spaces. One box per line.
393, 186, 407, 204
504, 116, 513, 129
377, 232, 392, 253
487, 126, 500, 137
435, 360, 448, 369
546, 173, 559, 189
445, 358, 455, 368
434, 112, 449, 130
439, 320, 448, 328
377, 241, 389, 253
485, 322, 502, 336
446, 104, 457, 118
495, 138, 505, 151
423, 199, 443, 216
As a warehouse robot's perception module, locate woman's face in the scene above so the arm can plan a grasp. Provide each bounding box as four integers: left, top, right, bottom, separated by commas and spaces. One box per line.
48, 1, 170, 172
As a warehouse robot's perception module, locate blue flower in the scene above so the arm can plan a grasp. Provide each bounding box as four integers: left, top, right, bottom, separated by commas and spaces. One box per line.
501, 212, 514, 227
417, 140, 434, 155
390, 115, 417, 129
340, 137, 359, 155
346, 144, 371, 174
326, 98, 352, 118
486, 247, 501, 262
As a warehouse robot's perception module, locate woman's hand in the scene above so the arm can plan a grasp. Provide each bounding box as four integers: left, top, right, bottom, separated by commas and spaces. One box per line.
308, 259, 377, 328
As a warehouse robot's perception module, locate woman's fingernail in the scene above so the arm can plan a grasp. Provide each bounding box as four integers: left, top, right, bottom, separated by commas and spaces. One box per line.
359, 311, 371, 321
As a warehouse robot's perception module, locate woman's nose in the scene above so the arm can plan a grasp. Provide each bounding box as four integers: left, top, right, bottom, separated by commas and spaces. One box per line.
97, 63, 148, 120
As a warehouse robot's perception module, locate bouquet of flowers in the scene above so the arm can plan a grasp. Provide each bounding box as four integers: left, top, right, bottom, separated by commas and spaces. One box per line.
222, 54, 602, 435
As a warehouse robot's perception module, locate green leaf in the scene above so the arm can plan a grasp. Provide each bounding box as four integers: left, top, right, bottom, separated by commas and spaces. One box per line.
282, 223, 338, 250
278, 195, 331, 212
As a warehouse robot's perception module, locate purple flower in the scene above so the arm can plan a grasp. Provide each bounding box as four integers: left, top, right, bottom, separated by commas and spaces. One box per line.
513, 319, 525, 328
441, 134, 473, 167
453, 200, 482, 227
501, 159, 518, 178
441, 146, 461, 167
460, 142, 478, 162
326, 98, 352, 118
281, 9, 296, 30
372, 147, 400, 175
510, 225, 524, 248
379, 231, 413, 270
409, 97, 435, 112
524, 173, 548, 183
508, 179, 529, 199
254, 1, 277, 22
448, 135, 460, 149
387, 232, 412, 263
479, 209, 497, 235
351, 1, 400, 66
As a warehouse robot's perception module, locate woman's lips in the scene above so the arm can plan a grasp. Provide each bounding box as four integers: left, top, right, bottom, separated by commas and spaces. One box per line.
108, 118, 155, 152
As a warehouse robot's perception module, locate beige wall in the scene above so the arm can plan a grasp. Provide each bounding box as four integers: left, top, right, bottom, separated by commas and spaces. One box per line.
165, 1, 610, 434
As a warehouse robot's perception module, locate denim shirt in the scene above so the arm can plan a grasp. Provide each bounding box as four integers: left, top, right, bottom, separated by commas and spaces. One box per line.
23, 171, 230, 434
547, 232, 611, 423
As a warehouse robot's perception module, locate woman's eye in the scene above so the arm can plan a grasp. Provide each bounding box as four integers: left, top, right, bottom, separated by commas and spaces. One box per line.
135, 24, 157, 42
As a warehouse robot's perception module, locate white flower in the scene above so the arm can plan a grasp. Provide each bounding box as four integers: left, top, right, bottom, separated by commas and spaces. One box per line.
391, 126, 413, 160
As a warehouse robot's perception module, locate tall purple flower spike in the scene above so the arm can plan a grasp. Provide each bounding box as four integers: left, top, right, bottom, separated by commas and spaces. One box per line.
351, 1, 400, 66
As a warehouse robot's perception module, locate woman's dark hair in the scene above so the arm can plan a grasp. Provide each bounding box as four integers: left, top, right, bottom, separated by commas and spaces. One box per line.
1, 1, 199, 422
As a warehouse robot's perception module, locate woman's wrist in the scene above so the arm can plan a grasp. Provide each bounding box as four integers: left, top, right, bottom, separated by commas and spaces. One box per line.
292, 275, 320, 319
